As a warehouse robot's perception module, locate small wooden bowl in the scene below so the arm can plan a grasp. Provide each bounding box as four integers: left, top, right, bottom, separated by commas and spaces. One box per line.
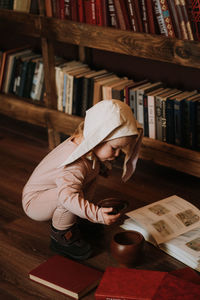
110, 230, 144, 267
97, 198, 129, 215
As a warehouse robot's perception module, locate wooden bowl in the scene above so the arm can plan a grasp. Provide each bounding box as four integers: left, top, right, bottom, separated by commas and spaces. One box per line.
97, 198, 129, 215
110, 230, 144, 267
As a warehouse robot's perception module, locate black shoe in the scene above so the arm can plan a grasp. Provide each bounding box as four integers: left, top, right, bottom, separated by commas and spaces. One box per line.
50, 223, 92, 260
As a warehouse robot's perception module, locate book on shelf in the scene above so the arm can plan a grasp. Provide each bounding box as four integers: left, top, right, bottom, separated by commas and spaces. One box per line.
29, 255, 103, 299
155, 88, 181, 142
153, 0, 175, 37
83, 0, 96, 25
0, 0, 14, 10
140, 0, 149, 33
111, 78, 134, 101
95, 266, 200, 300
174, 90, 198, 146
81, 69, 108, 116
167, 0, 182, 39
125, 0, 139, 32
113, 0, 131, 31
197, 99, 200, 150
142, 81, 164, 137
1, 48, 32, 94
175, 0, 189, 40
107, 0, 119, 28
13, 0, 31, 12
185, 0, 200, 41
92, 73, 119, 105
121, 195, 200, 272
146, 87, 169, 139
30, 58, 44, 101
95, 0, 109, 26
183, 94, 200, 149
179, 0, 194, 40
145, 0, 157, 34
125, 79, 149, 117
102, 76, 124, 100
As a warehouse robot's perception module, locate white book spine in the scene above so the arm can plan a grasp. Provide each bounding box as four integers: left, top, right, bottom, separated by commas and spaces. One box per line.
148, 95, 156, 139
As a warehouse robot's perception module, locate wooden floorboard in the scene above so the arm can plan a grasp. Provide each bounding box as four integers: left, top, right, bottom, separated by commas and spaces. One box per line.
0, 115, 199, 299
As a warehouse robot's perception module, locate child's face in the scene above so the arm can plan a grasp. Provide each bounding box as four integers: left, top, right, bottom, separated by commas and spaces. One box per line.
93, 136, 136, 162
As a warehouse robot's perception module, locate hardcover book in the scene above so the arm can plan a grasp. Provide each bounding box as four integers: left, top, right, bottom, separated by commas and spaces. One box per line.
95, 266, 200, 300
29, 255, 103, 299
121, 195, 200, 272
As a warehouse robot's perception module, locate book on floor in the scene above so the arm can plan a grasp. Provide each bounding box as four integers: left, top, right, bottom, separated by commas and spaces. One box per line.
29, 255, 103, 299
121, 195, 200, 272
95, 266, 200, 300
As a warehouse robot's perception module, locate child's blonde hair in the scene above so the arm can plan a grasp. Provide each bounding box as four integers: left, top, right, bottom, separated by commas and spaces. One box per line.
71, 121, 84, 138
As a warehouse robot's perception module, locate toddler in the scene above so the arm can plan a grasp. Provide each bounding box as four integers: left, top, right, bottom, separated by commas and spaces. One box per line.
22, 99, 143, 260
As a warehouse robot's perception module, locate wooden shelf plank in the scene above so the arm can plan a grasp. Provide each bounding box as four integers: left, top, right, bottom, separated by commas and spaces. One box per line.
0, 95, 199, 177
1, 10, 200, 69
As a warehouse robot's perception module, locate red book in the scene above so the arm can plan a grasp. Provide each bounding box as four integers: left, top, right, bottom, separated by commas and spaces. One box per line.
113, 0, 127, 30
95, 267, 200, 300
134, 0, 144, 32
95, 267, 167, 300
84, 0, 96, 25
77, 0, 85, 23
170, 267, 200, 285
71, 0, 78, 22
125, 0, 139, 32
145, 0, 156, 34
29, 255, 103, 299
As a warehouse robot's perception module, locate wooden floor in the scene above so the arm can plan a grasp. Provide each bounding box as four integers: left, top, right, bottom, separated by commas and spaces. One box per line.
0, 115, 199, 299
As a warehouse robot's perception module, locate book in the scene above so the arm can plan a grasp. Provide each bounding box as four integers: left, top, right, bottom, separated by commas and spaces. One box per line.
107, 0, 119, 28
13, 0, 31, 12
29, 255, 103, 299
140, 0, 149, 33
95, 266, 200, 300
121, 195, 200, 272
155, 88, 181, 142
174, 90, 197, 146
174, 0, 189, 40
145, 0, 156, 34
167, 0, 182, 39
146, 87, 169, 139
152, 0, 168, 36
186, 0, 200, 41
179, 0, 194, 40
125, 0, 139, 32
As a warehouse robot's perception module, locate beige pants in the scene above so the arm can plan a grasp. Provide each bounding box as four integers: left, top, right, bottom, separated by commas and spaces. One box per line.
22, 188, 77, 230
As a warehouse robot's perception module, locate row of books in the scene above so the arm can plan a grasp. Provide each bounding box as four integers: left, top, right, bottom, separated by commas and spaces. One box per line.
55, 58, 200, 151
1, 1, 200, 42
1, 47, 200, 151
44, 0, 200, 42
0, 47, 45, 101
0, 0, 39, 13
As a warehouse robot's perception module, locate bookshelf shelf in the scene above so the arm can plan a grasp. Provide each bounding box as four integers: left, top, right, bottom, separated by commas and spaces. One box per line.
0, 9, 199, 177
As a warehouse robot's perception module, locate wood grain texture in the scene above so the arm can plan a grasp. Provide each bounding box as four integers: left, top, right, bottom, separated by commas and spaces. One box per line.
0, 117, 199, 299
0, 10, 200, 68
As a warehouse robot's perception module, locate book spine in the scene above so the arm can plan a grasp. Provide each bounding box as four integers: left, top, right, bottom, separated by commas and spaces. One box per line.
152, 0, 168, 36
140, 0, 149, 33
77, 0, 85, 23
167, 0, 182, 39
84, 0, 96, 25
107, 0, 119, 28
143, 94, 149, 137
166, 97, 175, 144
185, 0, 200, 41
161, 98, 167, 142
137, 90, 144, 128
129, 89, 137, 119
126, 0, 138, 32
113, 0, 126, 30
45, 0, 53, 17
134, 0, 144, 32
59, 0, 65, 19
145, 0, 156, 34
119, 0, 132, 30
148, 95, 156, 139
175, 0, 189, 40
180, 0, 194, 40
71, 0, 78, 22
64, 0, 72, 20
159, 0, 176, 37
174, 100, 184, 146
155, 96, 162, 141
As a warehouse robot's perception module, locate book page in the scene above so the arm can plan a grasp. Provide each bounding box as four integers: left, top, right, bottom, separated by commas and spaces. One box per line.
126, 195, 200, 244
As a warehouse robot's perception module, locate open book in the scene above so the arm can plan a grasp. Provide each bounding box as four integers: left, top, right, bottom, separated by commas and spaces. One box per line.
121, 195, 200, 272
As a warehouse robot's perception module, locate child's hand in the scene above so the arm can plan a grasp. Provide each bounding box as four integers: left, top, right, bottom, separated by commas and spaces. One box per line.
101, 207, 121, 225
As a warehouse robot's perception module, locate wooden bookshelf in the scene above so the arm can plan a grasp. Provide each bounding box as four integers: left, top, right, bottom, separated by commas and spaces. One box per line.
0, 9, 200, 178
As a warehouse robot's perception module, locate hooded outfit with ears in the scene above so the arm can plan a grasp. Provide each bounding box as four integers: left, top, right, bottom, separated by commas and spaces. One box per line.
22, 100, 143, 230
